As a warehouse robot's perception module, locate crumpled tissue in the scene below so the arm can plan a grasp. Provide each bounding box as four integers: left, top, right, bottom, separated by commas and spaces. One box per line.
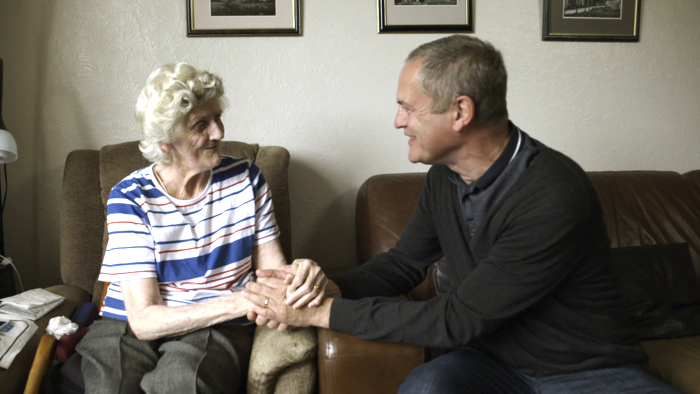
46, 316, 78, 339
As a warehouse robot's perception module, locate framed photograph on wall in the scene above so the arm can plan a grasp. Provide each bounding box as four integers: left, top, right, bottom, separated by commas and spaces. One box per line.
543, 0, 641, 41
186, 0, 301, 37
378, 0, 473, 33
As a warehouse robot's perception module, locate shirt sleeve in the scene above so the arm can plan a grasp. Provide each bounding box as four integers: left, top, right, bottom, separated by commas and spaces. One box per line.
98, 186, 158, 283
249, 163, 280, 245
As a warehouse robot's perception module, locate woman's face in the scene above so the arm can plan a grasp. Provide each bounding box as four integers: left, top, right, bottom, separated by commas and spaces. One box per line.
167, 98, 224, 174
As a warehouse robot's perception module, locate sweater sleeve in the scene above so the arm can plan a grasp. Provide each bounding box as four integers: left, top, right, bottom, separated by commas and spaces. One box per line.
330, 160, 603, 349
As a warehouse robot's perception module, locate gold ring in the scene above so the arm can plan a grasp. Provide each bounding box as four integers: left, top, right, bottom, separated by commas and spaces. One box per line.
313, 285, 320, 290
264, 297, 270, 308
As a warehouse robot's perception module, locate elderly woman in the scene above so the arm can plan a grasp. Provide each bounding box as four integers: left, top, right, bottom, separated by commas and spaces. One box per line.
76, 63, 326, 393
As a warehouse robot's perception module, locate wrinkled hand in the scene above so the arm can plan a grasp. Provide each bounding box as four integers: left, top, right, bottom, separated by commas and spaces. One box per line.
256, 259, 328, 309
246, 276, 294, 331
243, 276, 328, 329
246, 309, 291, 332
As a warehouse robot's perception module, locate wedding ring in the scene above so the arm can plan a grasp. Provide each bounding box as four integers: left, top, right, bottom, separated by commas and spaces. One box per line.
313, 285, 320, 290
264, 297, 270, 308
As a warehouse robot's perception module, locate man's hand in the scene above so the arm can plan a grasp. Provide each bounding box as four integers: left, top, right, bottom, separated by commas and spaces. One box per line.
243, 276, 332, 329
257, 259, 328, 309
246, 309, 292, 332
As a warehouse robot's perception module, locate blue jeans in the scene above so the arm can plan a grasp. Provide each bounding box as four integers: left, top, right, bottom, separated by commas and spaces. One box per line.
399, 345, 684, 394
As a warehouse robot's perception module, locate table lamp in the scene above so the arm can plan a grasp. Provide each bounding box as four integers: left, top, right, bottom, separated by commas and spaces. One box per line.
0, 58, 18, 257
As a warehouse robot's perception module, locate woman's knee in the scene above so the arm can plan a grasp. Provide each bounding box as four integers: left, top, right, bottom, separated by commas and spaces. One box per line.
141, 325, 252, 394
78, 319, 157, 393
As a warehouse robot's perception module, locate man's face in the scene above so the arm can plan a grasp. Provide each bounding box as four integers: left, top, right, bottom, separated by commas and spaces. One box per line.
394, 60, 456, 165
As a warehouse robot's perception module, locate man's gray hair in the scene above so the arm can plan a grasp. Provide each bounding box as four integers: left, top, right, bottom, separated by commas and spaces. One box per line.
406, 35, 508, 128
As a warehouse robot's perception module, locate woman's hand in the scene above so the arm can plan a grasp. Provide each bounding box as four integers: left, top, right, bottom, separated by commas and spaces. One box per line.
246, 276, 294, 332
243, 277, 332, 329
286, 259, 328, 309
257, 259, 328, 309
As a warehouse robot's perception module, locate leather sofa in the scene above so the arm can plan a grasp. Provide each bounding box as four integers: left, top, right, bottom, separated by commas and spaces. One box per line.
0, 141, 317, 394
318, 169, 700, 394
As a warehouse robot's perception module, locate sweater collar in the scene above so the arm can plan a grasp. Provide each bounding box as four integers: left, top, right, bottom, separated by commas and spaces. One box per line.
449, 121, 522, 193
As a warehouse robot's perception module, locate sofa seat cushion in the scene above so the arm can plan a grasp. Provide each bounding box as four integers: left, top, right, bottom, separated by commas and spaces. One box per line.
643, 336, 700, 394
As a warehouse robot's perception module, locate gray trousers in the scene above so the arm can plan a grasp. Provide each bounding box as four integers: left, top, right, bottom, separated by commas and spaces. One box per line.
76, 317, 255, 394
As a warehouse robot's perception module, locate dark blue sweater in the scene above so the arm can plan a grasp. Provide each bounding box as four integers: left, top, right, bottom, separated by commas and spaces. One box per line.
330, 132, 647, 375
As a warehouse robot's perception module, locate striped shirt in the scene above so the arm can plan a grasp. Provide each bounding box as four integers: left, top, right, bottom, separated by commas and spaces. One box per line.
98, 156, 279, 321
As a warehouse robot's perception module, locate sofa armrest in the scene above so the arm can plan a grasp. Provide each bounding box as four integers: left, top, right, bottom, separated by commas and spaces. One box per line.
317, 328, 424, 394
642, 336, 700, 394
23, 335, 58, 394
247, 326, 317, 394
43, 284, 91, 305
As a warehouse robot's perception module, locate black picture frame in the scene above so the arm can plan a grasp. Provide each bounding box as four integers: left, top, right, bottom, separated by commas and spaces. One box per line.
186, 0, 301, 37
543, 0, 641, 42
378, 0, 473, 34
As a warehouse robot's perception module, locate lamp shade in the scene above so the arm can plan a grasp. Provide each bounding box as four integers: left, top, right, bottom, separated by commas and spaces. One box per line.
0, 59, 16, 163
0, 128, 17, 163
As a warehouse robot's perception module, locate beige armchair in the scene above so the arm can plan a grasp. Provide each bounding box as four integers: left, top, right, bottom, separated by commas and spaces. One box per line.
2, 141, 316, 394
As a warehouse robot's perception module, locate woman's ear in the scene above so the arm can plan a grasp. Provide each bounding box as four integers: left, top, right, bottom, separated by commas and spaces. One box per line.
158, 142, 172, 152
453, 95, 475, 131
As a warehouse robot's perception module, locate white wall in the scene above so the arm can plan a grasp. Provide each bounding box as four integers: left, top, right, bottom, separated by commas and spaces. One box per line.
0, 1, 699, 290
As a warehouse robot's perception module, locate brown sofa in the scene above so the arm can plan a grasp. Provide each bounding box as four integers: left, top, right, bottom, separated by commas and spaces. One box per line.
0, 141, 317, 394
318, 170, 700, 394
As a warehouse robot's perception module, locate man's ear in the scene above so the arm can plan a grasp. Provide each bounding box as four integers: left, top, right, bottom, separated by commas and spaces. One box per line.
453, 95, 475, 131
159, 142, 172, 152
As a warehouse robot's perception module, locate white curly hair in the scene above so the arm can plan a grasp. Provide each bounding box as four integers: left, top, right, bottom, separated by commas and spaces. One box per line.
135, 62, 226, 163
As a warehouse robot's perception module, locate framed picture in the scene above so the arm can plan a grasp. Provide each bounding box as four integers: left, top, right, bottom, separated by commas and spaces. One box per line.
543, 0, 641, 41
378, 0, 473, 33
186, 0, 301, 37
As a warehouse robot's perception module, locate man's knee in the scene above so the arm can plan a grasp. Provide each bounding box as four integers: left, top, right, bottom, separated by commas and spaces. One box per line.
399, 347, 533, 394
399, 361, 461, 394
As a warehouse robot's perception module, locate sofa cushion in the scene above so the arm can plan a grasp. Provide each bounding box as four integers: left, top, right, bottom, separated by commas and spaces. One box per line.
611, 243, 700, 339
684, 170, 700, 192
642, 336, 700, 394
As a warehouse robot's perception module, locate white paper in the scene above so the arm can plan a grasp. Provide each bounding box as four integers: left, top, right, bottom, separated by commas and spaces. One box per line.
0, 315, 38, 369
0, 289, 65, 320
0, 288, 64, 310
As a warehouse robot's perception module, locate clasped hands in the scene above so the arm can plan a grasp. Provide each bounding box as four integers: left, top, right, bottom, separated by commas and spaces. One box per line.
243, 259, 331, 332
